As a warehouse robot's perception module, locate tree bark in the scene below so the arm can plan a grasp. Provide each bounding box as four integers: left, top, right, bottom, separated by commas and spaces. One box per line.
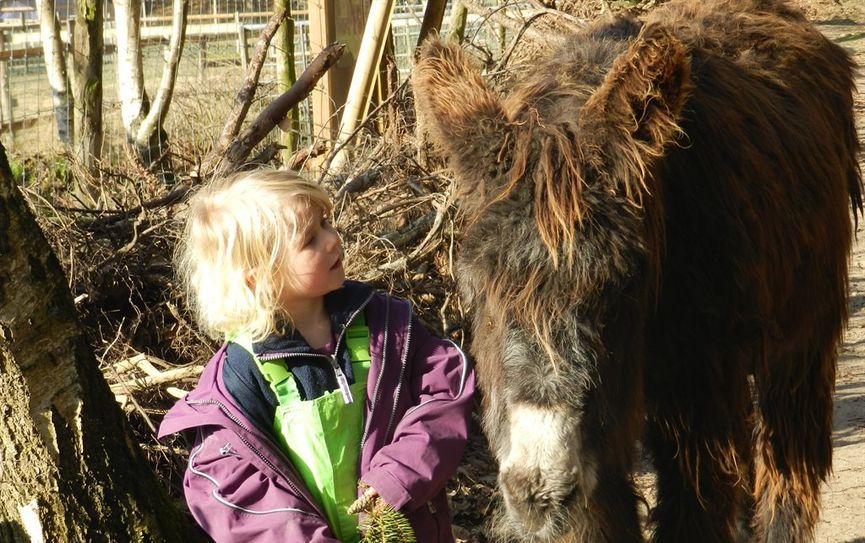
36, 0, 72, 144
274, 0, 299, 162
0, 142, 204, 541
71, 0, 103, 170
114, 0, 189, 181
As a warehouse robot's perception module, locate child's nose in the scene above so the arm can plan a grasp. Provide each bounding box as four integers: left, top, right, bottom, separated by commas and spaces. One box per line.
325, 229, 340, 251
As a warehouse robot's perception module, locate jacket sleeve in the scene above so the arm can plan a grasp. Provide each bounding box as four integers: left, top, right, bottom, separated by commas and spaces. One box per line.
183, 427, 340, 542
360, 317, 476, 512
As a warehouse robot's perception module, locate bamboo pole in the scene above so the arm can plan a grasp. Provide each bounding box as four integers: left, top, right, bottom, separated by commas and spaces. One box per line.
326, 0, 394, 178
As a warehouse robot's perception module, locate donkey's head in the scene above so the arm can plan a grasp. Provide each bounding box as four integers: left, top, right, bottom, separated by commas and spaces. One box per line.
415, 23, 690, 541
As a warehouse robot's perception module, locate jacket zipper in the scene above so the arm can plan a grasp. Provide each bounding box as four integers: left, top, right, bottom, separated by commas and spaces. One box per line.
360, 299, 390, 450
257, 291, 376, 405
186, 398, 313, 508
384, 300, 413, 442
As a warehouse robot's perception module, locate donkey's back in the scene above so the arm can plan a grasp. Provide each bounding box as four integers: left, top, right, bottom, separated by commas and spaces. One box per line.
640, 1, 859, 541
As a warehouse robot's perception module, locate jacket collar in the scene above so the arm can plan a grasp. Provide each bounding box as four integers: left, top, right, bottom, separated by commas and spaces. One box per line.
251, 280, 375, 358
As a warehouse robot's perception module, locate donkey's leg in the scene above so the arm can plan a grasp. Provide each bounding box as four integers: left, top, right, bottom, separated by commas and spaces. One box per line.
646, 362, 754, 543
751, 349, 835, 542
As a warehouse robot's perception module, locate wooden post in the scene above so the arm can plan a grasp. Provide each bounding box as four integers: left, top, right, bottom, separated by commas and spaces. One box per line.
307, 0, 369, 143
236, 12, 249, 70
0, 32, 13, 140
308, 0, 338, 142
446, 1, 468, 43
327, 0, 394, 176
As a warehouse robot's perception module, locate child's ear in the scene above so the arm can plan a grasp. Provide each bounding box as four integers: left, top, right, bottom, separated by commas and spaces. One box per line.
414, 38, 514, 203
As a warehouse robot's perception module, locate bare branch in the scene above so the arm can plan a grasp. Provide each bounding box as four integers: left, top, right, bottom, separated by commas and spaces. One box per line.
525, 0, 587, 27
214, 42, 345, 174
110, 365, 203, 394
211, 9, 288, 159
460, 0, 543, 41
460, 0, 579, 42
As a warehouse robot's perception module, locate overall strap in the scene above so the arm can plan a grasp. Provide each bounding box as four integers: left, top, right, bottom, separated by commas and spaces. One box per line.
260, 359, 302, 403
239, 310, 373, 405
233, 336, 303, 403
345, 311, 371, 367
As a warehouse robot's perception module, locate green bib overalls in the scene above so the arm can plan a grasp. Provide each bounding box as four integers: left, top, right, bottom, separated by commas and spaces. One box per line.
235, 314, 371, 542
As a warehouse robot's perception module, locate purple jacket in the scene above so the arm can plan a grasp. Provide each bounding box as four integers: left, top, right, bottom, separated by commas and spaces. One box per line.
158, 291, 476, 542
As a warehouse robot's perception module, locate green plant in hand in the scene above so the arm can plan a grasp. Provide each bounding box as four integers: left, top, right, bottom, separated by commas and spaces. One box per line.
349, 484, 416, 543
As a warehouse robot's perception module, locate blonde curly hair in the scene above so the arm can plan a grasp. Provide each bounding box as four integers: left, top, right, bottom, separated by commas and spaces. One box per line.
176, 169, 333, 341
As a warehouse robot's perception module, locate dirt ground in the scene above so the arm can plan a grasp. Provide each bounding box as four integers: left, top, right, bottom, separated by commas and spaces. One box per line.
813, 13, 865, 543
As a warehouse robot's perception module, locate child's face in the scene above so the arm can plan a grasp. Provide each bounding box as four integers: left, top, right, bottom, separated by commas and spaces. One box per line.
281, 202, 345, 301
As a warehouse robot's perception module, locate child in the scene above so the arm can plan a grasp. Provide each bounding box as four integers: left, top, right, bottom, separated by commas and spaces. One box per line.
158, 169, 475, 542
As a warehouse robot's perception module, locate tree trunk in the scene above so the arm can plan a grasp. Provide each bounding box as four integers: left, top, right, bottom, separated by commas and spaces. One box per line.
114, 0, 189, 182
114, 0, 147, 139
36, 0, 72, 144
275, 0, 299, 162
416, 0, 447, 48
0, 141, 205, 542
71, 0, 103, 170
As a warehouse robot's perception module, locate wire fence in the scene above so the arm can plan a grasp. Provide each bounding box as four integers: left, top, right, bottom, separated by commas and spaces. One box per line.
0, 0, 506, 163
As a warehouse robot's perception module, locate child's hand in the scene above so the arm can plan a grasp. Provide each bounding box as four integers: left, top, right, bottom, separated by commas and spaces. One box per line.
347, 485, 379, 515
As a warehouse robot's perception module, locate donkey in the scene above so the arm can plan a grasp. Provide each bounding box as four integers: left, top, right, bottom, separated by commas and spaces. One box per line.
413, 0, 861, 541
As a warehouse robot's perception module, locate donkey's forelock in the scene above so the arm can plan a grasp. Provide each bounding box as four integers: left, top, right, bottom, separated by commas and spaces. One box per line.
485, 23, 690, 274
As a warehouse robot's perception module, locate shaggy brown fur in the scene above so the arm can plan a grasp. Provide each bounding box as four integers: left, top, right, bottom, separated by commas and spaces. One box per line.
414, 0, 861, 541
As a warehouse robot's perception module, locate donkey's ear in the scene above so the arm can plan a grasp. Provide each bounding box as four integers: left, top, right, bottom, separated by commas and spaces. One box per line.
414, 38, 512, 195
581, 24, 691, 171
